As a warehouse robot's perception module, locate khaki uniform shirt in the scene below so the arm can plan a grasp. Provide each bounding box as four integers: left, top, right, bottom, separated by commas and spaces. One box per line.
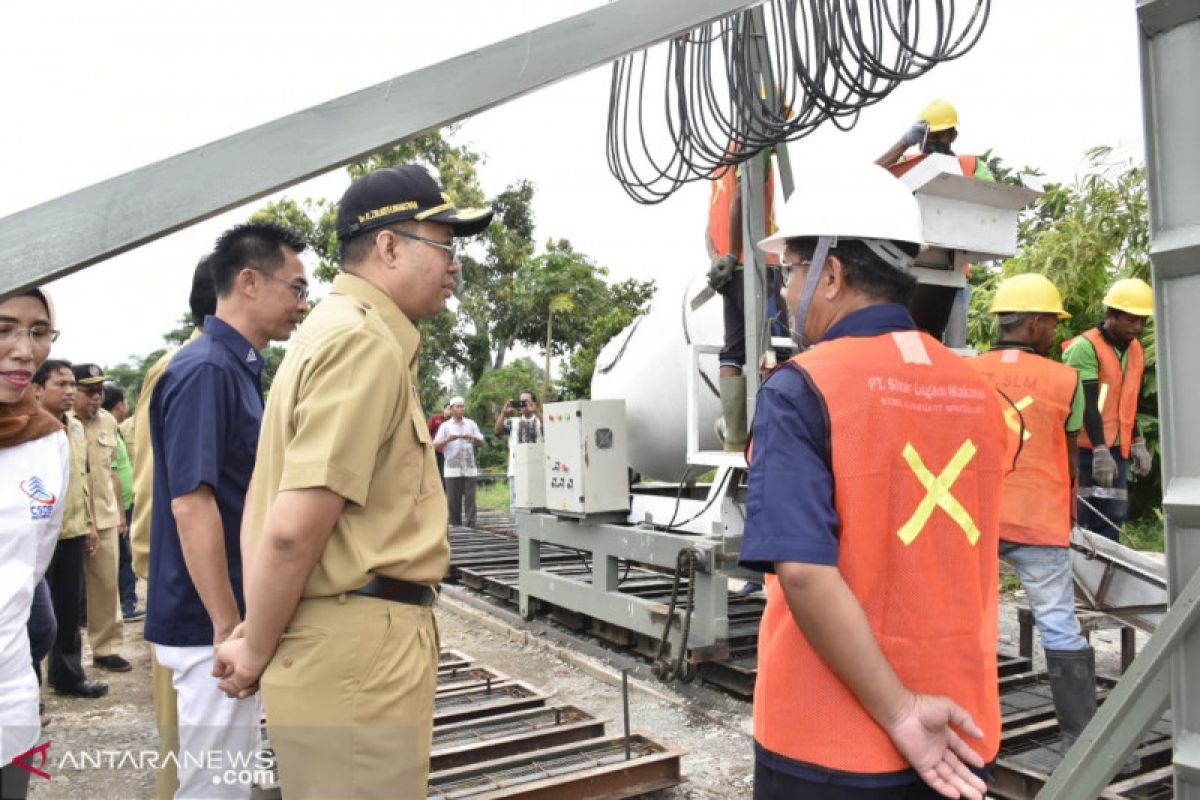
247, 273, 449, 596
81, 407, 122, 530
130, 336, 195, 580
60, 412, 93, 539
119, 417, 135, 464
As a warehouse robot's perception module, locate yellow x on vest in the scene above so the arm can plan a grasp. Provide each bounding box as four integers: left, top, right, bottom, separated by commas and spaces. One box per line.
897, 440, 981, 546
1004, 396, 1034, 441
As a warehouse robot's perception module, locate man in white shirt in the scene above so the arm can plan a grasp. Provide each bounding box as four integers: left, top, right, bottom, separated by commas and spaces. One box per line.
493, 390, 543, 508
434, 397, 484, 527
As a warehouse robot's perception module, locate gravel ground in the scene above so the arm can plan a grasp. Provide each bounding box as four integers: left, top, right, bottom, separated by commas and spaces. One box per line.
27, 577, 1150, 799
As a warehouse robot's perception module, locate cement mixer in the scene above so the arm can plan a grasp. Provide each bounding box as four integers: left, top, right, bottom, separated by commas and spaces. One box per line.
591, 272, 725, 482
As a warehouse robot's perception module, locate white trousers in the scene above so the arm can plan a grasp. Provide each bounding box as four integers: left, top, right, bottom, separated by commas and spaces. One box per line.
154, 644, 261, 800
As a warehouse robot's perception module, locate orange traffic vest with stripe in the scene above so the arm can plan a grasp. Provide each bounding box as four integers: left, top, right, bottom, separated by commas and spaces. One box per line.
754, 330, 1006, 774
971, 348, 1078, 547
887, 153, 979, 179
1064, 328, 1144, 459
708, 157, 778, 265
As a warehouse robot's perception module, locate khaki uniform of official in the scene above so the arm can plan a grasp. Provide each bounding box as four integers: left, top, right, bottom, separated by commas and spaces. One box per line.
248, 273, 448, 800
62, 414, 93, 539
79, 407, 125, 658
129, 335, 196, 800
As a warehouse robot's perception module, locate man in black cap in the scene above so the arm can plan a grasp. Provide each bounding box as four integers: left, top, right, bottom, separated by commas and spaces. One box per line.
216, 165, 492, 798
72, 363, 132, 673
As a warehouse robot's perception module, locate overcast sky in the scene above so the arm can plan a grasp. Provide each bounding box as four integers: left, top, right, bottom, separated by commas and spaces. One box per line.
0, 0, 1146, 370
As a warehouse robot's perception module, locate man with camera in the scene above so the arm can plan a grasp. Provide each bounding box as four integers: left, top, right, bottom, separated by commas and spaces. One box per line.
494, 390, 543, 508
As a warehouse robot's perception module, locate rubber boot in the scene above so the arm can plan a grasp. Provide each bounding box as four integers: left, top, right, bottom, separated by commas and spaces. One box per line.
1046, 647, 1141, 774
718, 375, 747, 452
1046, 646, 1097, 753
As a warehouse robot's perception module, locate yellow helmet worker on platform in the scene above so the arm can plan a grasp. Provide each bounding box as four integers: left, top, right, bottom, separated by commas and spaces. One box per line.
876, 98, 993, 180
918, 99, 959, 132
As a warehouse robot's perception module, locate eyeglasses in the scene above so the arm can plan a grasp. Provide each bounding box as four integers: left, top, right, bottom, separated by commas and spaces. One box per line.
0, 323, 59, 348
777, 257, 811, 288
258, 271, 310, 302
391, 230, 458, 263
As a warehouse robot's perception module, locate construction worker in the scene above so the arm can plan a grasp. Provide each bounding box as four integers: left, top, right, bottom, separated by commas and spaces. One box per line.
970, 274, 1101, 757
876, 99, 995, 180
1062, 278, 1154, 541
706, 146, 780, 451
214, 165, 492, 799
127, 255, 215, 800
741, 161, 1006, 799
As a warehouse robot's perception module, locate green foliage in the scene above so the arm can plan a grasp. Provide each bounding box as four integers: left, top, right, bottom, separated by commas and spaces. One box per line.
463, 359, 543, 470
476, 479, 511, 512
1123, 510, 1165, 553
249, 128, 655, 411
104, 348, 169, 411
558, 276, 656, 399
969, 146, 1159, 524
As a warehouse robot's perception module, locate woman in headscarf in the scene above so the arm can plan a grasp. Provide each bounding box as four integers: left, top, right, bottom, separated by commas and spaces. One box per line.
0, 288, 68, 800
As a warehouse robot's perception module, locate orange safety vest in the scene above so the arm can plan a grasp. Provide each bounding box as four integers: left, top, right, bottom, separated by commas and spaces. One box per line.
887, 153, 979, 179
754, 330, 1005, 774
1063, 328, 1144, 459
971, 348, 1078, 547
708, 156, 778, 265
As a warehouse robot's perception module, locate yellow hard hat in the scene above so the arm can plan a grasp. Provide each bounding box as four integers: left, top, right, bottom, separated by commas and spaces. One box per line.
989, 273, 1071, 319
918, 99, 959, 133
1103, 278, 1154, 316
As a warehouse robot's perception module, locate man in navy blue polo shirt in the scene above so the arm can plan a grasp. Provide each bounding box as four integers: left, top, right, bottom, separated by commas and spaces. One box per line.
147, 222, 308, 799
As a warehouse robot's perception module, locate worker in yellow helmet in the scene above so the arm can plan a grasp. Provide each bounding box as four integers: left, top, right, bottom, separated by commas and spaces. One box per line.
876, 99, 995, 181
1061, 278, 1154, 541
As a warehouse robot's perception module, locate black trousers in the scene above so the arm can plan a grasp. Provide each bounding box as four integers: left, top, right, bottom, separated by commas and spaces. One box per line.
118, 508, 137, 615
1, 763, 31, 800
754, 762, 945, 800
26, 577, 56, 684
44, 536, 88, 688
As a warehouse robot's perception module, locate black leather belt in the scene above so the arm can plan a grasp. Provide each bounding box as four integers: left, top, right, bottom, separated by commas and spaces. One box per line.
350, 575, 437, 607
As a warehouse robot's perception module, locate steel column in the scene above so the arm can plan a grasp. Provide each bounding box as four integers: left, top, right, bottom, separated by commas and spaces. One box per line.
1139, 2, 1200, 796
0, 0, 762, 298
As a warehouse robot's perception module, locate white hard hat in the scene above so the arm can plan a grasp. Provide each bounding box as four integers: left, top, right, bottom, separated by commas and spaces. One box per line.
758, 162, 924, 258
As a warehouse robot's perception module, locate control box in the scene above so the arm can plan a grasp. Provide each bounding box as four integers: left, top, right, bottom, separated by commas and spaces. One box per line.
542, 400, 630, 516
511, 442, 546, 510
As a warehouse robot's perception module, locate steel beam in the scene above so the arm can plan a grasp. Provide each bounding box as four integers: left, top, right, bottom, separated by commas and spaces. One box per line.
1136, 2, 1200, 798
1035, 563, 1200, 797
518, 511, 731, 654
0, 0, 762, 298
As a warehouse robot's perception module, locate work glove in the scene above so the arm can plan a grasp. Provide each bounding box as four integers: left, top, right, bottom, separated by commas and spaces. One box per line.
1130, 439, 1153, 477
902, 120, 929, 148
707, 254, 737, 292
1091, 446, 1118, 488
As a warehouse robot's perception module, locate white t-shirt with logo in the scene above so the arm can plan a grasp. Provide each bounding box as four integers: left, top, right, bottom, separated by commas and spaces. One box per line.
0, 431, 69, 765
435, 418, 483, 478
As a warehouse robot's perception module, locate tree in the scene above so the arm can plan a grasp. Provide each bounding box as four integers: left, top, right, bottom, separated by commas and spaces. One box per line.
251, 130, 656, 410
464, 358, 544, 470
558, 276, 656, 400
969, 146, 1158, 522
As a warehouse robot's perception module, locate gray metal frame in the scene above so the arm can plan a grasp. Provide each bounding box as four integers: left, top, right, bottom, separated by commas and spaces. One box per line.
0, 0, 762, 298
517, 510, 738, 659
1038, 2, 1200, 796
